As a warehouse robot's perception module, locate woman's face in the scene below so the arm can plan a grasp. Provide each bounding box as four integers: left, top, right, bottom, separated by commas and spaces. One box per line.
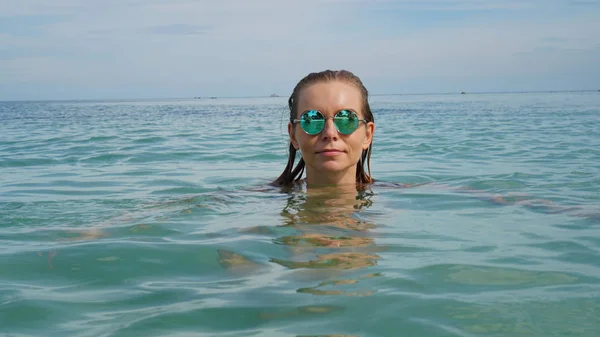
288, 80, 374, 185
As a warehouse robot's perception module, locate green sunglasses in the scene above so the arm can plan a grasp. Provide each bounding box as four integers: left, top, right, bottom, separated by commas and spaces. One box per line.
292, 109, 368, 135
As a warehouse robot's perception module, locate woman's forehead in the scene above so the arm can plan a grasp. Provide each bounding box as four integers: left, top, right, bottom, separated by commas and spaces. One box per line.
297, 81, 363, 114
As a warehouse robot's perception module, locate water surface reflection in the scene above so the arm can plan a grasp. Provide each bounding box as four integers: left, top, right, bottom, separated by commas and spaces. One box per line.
270, 184, 383, 297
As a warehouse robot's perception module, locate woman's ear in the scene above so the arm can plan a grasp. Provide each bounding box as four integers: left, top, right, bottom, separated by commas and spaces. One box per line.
362, 122, 375, 150
288, 122, 300, 150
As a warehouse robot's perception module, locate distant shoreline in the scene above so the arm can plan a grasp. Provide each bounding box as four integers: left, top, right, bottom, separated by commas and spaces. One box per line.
372, 89, 600, 96
1, 89, 598, 103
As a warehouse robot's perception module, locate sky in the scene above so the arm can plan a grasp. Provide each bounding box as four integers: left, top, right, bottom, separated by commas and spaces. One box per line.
0, 0, 599, 100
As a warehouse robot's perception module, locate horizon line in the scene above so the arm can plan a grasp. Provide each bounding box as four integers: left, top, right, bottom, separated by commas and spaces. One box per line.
1, 89, 598, 103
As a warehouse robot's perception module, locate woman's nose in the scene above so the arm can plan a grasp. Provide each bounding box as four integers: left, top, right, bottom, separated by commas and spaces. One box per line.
321, 118, 338, 140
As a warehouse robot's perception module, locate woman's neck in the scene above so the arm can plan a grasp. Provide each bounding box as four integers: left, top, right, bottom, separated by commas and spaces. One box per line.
304, 166, 357, 187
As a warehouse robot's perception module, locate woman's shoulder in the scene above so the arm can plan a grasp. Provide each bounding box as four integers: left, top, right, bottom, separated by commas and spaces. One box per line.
368, 179, 430, 189
246, 179, 305, 194
264, 178, 429, 191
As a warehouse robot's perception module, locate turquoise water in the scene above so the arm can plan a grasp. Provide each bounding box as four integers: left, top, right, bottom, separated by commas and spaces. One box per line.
1, 92, 600, 336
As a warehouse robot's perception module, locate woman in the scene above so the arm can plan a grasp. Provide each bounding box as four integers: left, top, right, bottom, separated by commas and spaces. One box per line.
273, 69, 376, 187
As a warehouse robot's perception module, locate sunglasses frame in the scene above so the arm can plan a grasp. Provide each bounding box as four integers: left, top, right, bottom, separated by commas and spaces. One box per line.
291, 109, 368, 135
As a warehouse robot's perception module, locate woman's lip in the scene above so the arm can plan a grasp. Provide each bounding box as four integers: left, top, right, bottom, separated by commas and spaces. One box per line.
317, 150, 343, 156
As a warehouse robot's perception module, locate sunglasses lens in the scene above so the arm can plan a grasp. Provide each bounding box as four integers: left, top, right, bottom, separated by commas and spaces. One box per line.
334, 110, 359, 134
300, 110, 325, 135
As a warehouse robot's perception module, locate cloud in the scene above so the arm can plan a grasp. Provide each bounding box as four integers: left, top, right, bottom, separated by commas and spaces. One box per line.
141, 24, 211, 36
0, 0, 599, 100
0, 14, 72, 37
324, 0, 538, 10
569, 0, 600, 6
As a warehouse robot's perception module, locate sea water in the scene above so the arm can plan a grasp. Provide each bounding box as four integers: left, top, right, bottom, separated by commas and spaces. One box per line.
1, 92, 599, 336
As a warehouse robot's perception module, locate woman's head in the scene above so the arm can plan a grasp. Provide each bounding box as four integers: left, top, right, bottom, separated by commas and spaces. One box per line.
274, 70, 375, 187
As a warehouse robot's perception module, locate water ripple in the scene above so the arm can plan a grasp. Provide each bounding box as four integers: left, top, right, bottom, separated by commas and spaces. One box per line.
1, 93, 600, 336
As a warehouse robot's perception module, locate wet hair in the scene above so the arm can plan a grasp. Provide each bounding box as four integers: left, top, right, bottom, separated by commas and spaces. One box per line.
273, 69, 375, 186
